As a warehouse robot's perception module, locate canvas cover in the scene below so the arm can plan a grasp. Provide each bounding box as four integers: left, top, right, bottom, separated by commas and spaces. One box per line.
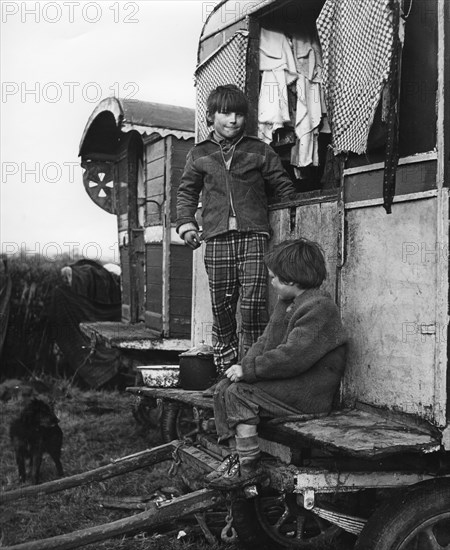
50, 260, 122, 388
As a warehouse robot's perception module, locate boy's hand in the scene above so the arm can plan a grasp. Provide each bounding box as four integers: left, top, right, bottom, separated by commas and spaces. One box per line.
184, 230, 201, 249
225, 364, 243, 382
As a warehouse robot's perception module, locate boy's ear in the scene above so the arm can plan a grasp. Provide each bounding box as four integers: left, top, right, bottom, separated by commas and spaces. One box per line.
206, 110, 214, 125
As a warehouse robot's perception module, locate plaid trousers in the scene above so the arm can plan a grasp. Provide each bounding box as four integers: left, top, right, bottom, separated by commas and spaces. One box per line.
204, 232, 268, 370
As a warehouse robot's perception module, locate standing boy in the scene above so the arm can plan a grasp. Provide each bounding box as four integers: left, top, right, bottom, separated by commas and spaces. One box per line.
176, 84, 296, 373
207, 238, 347, 489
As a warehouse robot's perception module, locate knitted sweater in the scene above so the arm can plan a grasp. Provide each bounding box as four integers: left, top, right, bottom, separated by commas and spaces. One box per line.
241, 288, 347, 413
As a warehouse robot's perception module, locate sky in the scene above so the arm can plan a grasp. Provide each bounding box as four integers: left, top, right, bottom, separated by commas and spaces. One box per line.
1, 0, 215, 263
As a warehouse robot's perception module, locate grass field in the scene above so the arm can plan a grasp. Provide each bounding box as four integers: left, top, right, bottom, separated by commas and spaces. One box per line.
0, 380, 240, 549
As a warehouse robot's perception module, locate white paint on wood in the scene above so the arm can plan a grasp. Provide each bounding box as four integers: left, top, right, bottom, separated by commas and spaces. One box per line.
437, 0, 445, 188
144, 226, 163, 243
268, 201, 339, 308
294, 470, 436, 493
162, 138, 170, 336
442, 424, 450, 450
118, 230, 128, 246
343, 151, 437, 176
345, 189, 438, 211
433, 188, 449, 423
144, 226, 184, 244
340, 198, 448, 425
285, 408, 440, 457
118, 338, 190, 351
118, 215, 128, 232
191, 244, 213, 347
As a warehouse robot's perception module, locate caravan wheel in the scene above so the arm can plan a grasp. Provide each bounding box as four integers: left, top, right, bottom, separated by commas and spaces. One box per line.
160, 402, 197, 442
231, 490, 345, 549
131, 395, 157, 426
355, 478, 450, 550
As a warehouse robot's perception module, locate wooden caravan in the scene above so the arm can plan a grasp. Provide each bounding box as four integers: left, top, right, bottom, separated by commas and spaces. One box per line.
192, 0, 450, 429
11, 3, 450, 549
79, 98, 195, 350
127, 3, 450, 548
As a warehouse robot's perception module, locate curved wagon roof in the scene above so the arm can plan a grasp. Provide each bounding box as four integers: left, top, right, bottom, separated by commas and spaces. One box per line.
79, 97, 195, 157
200, 0, 274, 42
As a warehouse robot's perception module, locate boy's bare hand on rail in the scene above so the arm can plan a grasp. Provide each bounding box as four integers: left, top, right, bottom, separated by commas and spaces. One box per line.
226, 364, 243, 382
184, 230, 201, 249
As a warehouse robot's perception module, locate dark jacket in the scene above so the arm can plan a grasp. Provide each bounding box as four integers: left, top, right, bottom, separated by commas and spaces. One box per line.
176, 134, 296, 241
241, 288, 347, 414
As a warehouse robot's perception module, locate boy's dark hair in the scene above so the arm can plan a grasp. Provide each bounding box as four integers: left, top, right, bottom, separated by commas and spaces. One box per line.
265, 238, 327, 289
206, 84, 248, 126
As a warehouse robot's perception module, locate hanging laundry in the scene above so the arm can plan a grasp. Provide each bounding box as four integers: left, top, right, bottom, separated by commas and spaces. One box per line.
290, 34, 325, 170
317, 0, 396, 155
258, 28, 298, 143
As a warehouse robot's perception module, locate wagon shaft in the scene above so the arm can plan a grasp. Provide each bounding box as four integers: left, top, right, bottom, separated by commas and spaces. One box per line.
2, 488, 225, 550
0, 443, 175, 504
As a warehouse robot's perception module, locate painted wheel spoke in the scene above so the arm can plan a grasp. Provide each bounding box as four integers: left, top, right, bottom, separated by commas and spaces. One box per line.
420, 527, 443, 550
396, 514, 450, 550
273, 505, 290, 532
253, 493, 340, 548
294, 514, 306, 541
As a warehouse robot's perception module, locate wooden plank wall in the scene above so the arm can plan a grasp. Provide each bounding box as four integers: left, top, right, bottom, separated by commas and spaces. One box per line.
191, 245, 213, 347
169, 137, 194, 221
340, 197, 447, 426
115, 156, 130, 321
145, 243, 163, 333
168, 137, 194, 337
120, 246, 130, 321
146, 139, 165, 226
169, 244, 192, 338
345, 162, 437, 204
268, 201, 339, 311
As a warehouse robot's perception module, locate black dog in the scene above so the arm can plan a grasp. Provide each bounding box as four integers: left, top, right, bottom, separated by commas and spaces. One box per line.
9, 398, 64, 484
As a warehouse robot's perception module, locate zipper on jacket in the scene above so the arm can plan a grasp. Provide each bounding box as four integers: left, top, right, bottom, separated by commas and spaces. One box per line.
220, 135, 243, 221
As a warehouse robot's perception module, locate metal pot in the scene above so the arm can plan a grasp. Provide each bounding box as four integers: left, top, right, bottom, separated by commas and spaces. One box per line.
179, 343, 216, 390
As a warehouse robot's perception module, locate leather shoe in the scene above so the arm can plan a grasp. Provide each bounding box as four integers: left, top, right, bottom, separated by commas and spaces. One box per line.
207, 456, 268, 490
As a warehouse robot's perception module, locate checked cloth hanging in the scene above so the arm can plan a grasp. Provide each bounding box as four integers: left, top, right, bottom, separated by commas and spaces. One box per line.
317, 0, 396, 155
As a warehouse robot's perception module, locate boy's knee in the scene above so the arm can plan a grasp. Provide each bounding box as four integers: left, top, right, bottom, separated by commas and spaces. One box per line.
224, 381, 248, 403
213, 378, 231, 397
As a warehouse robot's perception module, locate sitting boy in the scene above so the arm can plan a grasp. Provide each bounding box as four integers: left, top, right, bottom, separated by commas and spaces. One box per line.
207, 238, 347, 489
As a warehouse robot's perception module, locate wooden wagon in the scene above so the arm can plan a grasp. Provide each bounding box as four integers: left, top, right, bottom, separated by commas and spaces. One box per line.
130, 0, 450, 548
4, 0, 450, 548
78, 97, 195, 371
